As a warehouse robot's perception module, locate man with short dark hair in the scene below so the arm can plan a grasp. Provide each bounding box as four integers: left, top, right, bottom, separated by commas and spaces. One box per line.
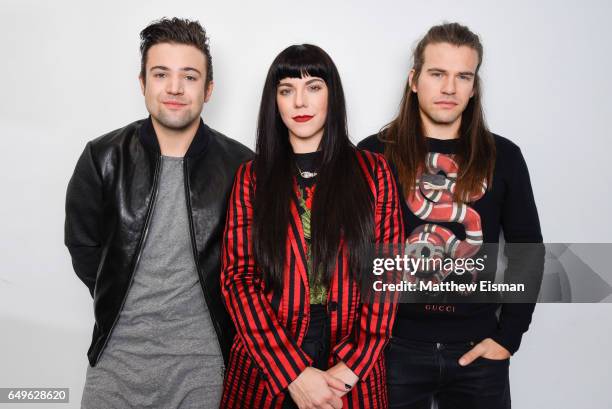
65, 17, 252, 408
359, 22, 544, 408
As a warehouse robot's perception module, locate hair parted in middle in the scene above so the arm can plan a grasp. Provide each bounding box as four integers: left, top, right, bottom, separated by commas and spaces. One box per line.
253, 44, 374, 290
381, 22, 496, 203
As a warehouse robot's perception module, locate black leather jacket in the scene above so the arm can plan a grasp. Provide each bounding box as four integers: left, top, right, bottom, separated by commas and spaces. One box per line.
64, 117, 253, 366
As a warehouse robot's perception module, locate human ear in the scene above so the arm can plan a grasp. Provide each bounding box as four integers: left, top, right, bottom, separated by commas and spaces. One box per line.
408, 69, 417, 93
139, 74, 145, 95
204, 80, 214, 103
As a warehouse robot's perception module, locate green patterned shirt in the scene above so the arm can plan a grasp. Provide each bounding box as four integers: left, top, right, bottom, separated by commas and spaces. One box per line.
295, 151, 328, 304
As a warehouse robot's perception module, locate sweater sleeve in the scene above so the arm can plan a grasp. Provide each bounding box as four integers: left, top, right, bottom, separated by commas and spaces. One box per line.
490, 144, 544, 355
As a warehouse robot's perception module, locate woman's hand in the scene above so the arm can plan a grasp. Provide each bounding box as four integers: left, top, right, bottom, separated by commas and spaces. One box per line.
325, 361, 359, 398
288, 367, 347, 409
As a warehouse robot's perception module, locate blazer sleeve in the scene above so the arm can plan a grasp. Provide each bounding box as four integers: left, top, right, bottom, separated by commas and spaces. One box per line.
64, 142, 104, 297
332, 153, 404, 380
221, 162, 312, 397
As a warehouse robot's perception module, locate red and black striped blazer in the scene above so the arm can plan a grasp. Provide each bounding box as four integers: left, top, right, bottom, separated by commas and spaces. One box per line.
220, 149, 404, 408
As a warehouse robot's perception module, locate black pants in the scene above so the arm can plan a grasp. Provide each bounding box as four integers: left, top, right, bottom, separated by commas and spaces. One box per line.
282, 304, 330, 408
386, 337, 511, 409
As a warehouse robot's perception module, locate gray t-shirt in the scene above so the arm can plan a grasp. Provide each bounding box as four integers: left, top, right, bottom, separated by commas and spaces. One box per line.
82, 156, 224, 409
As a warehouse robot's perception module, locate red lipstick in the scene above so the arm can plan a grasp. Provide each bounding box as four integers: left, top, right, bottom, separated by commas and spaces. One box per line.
293, 115, 313, 123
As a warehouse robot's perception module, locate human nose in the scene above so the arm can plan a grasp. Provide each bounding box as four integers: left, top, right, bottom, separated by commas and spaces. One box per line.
166, 74, 184, 95
441, 76, 456, 95
294, 86, 307, 108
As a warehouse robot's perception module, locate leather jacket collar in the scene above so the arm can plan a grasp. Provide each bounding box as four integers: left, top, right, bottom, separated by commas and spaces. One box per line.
138, 116, 211, 158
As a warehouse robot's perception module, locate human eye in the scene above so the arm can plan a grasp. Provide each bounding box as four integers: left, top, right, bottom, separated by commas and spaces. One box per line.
458, 74, 472, 81
153, 72, 166, 78
278, 87, 292, 96
308, 83, 323, 92
431, 72, 443, 78
185, 75, 197, 81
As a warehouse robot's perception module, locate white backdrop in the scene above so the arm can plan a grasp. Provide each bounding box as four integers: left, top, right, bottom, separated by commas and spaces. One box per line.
1, 0, 611, 408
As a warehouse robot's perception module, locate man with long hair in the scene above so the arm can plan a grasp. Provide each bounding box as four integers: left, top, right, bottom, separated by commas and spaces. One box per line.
359, 22, 543, 408
65, 18, 252, 408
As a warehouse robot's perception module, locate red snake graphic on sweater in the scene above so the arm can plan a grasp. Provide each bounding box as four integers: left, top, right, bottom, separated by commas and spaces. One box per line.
405, 152, 486, 285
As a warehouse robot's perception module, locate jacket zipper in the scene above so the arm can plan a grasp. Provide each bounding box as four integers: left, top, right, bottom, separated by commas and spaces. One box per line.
183, 158, 226, 375
94, 155, 162, 363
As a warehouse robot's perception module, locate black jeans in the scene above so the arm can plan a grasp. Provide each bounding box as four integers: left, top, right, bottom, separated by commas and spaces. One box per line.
282, 305, 330, 408
386, 337, 511, 409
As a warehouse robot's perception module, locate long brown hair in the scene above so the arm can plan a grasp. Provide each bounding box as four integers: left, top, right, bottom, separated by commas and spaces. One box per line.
382, 22, 495, 202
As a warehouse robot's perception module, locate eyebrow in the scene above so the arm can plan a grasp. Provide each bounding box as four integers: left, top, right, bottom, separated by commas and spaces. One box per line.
427, 68, 475, 76
305, 78, 324, 85
149, 66, 202, 75
278, 78, 325, 87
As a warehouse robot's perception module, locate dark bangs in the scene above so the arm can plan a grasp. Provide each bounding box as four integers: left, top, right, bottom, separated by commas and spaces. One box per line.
270, 44, 331, 84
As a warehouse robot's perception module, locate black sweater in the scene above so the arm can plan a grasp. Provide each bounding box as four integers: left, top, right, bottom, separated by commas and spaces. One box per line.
357, 133, 543, 354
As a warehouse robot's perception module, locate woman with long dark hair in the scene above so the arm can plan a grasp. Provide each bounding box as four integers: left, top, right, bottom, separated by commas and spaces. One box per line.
220, 44, 404, 408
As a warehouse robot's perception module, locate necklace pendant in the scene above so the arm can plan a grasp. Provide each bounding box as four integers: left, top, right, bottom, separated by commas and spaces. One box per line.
300, 171, 318, 179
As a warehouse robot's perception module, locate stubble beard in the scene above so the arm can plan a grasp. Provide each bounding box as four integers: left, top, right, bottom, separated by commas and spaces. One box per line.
153, 108, 200, 132
421, 105, 463, 126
